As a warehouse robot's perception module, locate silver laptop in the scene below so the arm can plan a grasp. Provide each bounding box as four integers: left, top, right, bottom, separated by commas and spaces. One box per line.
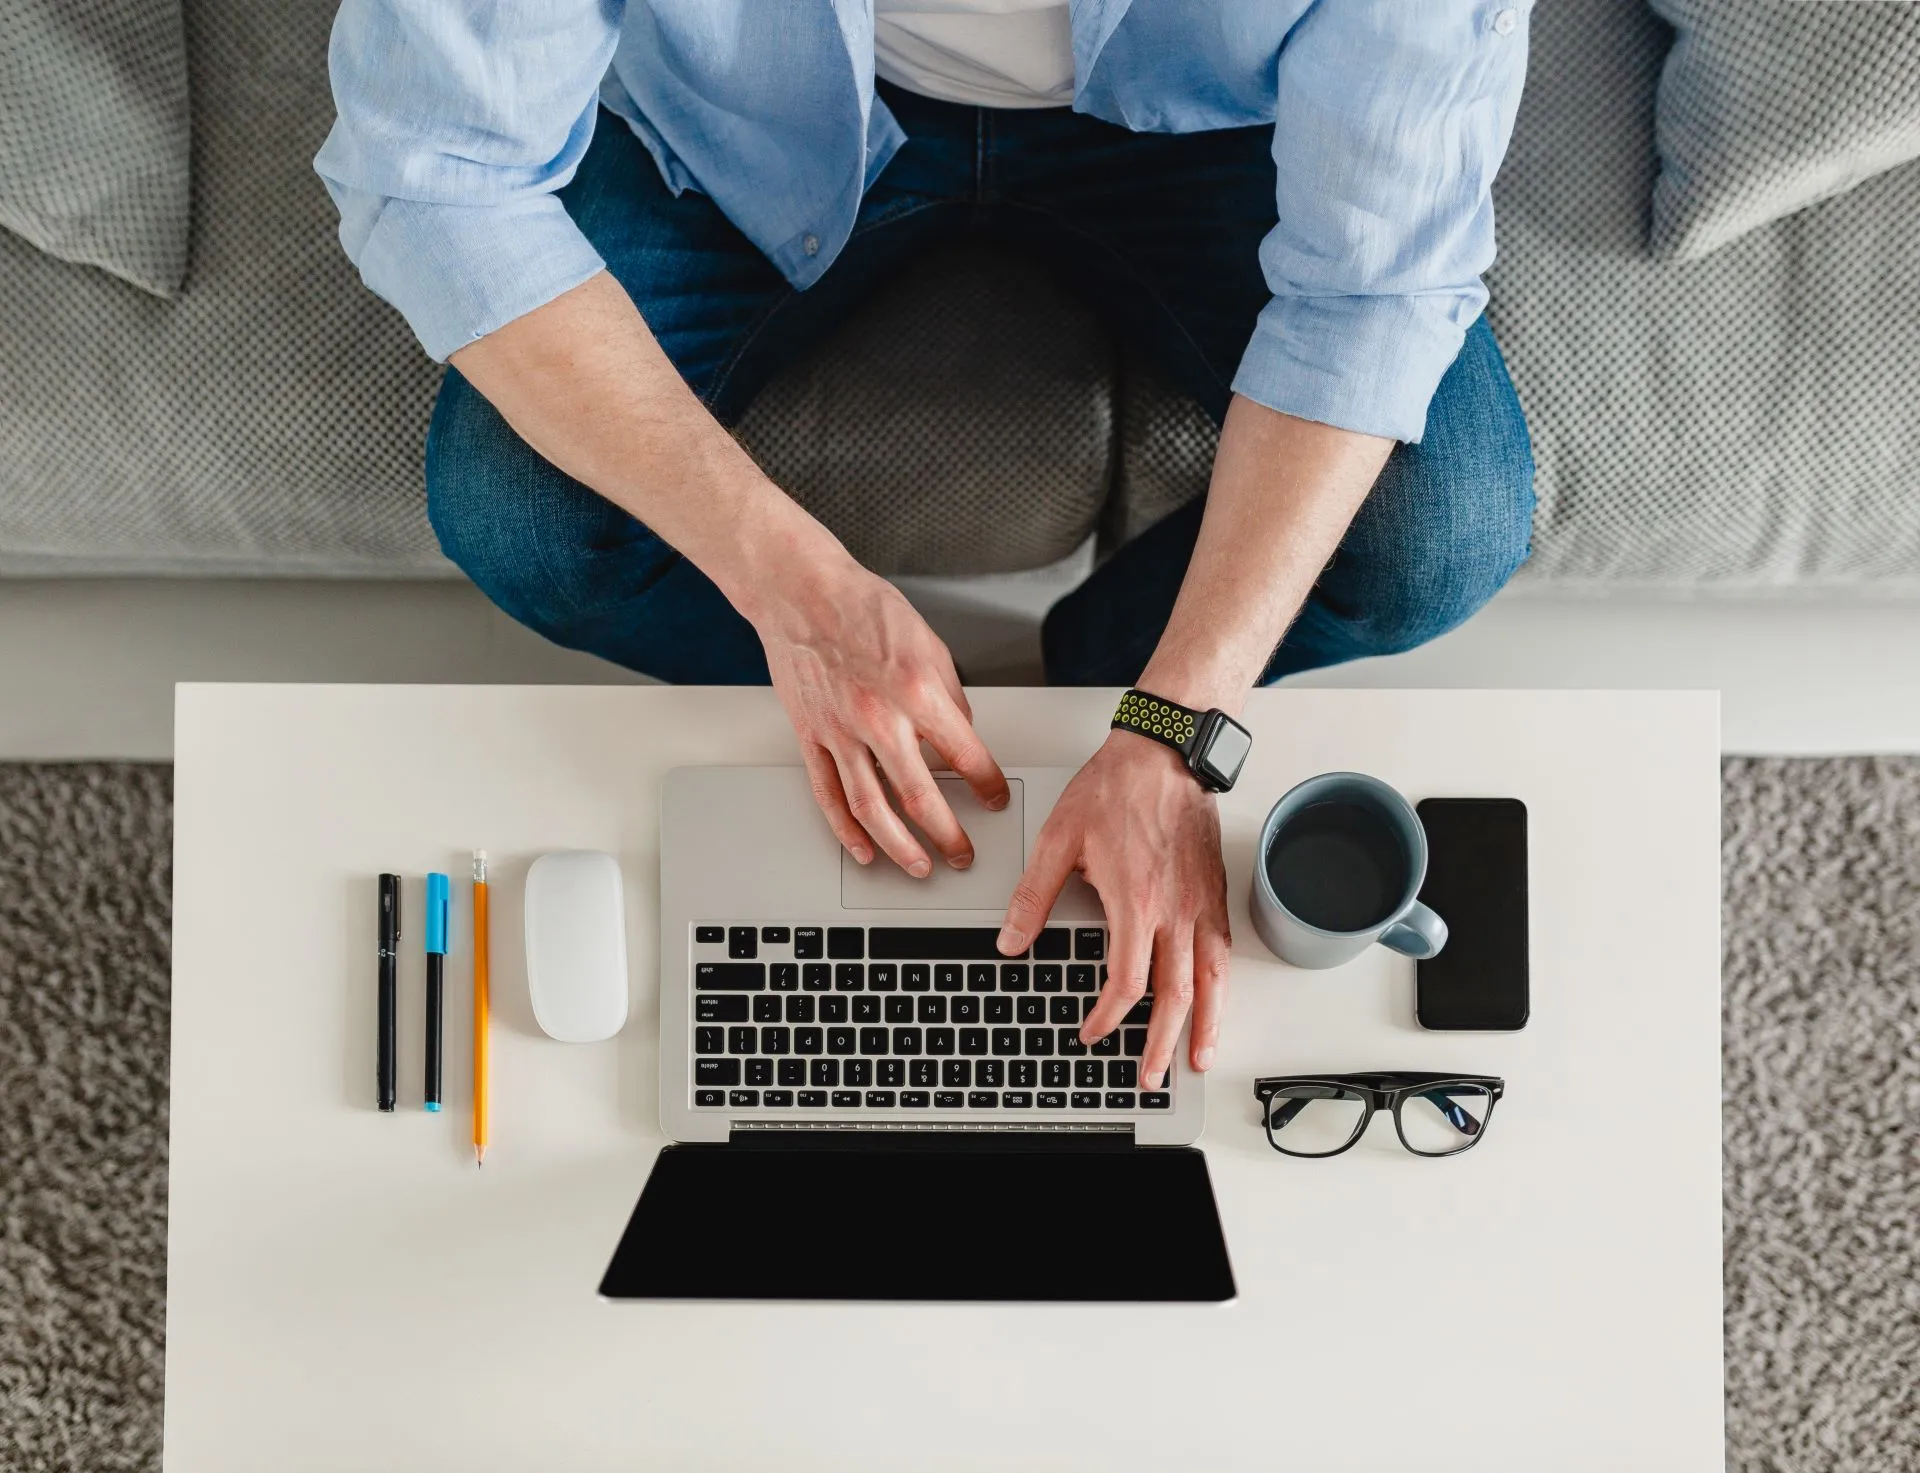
600, 765, 1232, 1301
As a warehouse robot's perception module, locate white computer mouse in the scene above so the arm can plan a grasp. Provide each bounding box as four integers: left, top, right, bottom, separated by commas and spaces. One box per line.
524, 850, 630, 1043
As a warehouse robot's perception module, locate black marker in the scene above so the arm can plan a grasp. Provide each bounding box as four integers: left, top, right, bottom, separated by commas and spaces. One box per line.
424, 873, 449, 1112
377, 873, 400, 1112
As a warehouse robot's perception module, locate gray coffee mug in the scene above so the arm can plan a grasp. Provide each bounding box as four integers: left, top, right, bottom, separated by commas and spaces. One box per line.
1250, 772, 1448, 969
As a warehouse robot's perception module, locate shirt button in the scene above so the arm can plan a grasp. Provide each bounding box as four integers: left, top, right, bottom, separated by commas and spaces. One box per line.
803, 234, 820, 256
1492, 8, 1517, 35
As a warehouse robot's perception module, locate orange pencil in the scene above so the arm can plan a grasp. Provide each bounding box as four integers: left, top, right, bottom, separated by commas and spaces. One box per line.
472, 849, 490, 1168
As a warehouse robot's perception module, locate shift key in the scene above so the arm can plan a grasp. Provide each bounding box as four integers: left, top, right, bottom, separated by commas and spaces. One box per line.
695, 963, 766, 991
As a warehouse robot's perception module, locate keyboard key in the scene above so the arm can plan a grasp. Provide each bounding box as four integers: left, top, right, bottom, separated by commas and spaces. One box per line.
1034, 965, 1064, 993
967, 1091, 999, 1109
959, 1028, 988, 1056
770, 963, 799, 991
759, 1027, 790, 1055
877, 1059, 904, 1087
695, 1059, 741, 1087
869, 927, 1008, 960
827, 927, 864, 959
991, 1028, 1020, 1056
1049, 997, 1080, 1025
793, 927, 824, 959
1105, 1092, 1137, 1110
934, 965, 964, 992
695, 1089, 726, 1107
1091, 1032, 1120, 1057
891, 1027, 922, 1054
827, 1027, 856, 1055
934, 1091, 964, 1109
903, 964, 931, 992
727, 1026, 757, 1054
853, 996, 881, 1023
1074, 1060, 1103, 1088
1066, 965, 1097, 993
763, 1090, 795, 1107
811, 1060, 838, 1087
926, 1028, 956, 1055
831, 1091, 861, 1109
1082, 996, 1100, 1019
694, 1027, 724, 1055
753, 995, 783, 1023
785, 995, 816, 1024
1000, 965, 1029, 992
778, 1059, 807, 1086
1042, 1060, 1070, 1089
844, 1059, 872, 1087
1003, 1091, 1034, 1108
859, 1026, 888, 1054
798, 1090, 827, 1107
901, 1091, 930, 1108
967, 964, 997, 992
696, 995, 749, 1023
1009, 1059, 1037, 1088
951, 997, 981, 1024
1016, 997, 1046, 1024
794, 1027, 823, 1056
868, 964, 898, 992
1141, 1092, 1171, 1110
976, 1059, 1004, 1088
819, 997, 849, 1024
835, 964, 865, 991
1108, 1060, 1138, 1089
1123, 1028, 1147, 1056
1075, 928, 1105, 960
885, 996, 914, 1023
985, 996, 1012, 1024
761, 926, 790, 944
1034, 928, 1072, 960
866, 1090, 897, 1108
942, 1060, 972, 1088
909, 1060, 937, 1088
1037, 1090, 1067, 1108
728, 927, 758, 959
1123, 999, 1154, 1026
696, 963, 765, 991
1024, 1028, 1053, 1056
917, 996, 948, 1024
695, 925, 725, 944
802, 963, 831, 992
730, 1089, 759, 1108
1058, 1029, 1088, 1056
1070, 1091, 1101, 1109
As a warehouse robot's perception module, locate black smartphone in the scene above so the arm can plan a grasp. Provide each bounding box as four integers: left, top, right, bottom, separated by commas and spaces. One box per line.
1414, 797, 1528, 1030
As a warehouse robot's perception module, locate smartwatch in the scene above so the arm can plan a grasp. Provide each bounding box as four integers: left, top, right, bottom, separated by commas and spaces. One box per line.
1110, 689, 1253, 794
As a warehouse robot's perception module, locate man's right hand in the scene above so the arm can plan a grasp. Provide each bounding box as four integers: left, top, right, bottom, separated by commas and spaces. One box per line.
747, 550, 1010, 876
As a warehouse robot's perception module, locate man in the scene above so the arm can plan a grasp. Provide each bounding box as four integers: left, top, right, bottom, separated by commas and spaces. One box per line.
316, 0, 1534, 1096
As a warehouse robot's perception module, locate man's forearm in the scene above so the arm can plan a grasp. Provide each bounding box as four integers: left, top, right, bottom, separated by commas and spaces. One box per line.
447, 270, 846, 624
1138, 394, 1392, 713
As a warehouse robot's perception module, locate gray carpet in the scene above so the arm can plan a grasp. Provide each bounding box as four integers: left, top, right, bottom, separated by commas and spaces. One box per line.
0, 760, 1915, 1470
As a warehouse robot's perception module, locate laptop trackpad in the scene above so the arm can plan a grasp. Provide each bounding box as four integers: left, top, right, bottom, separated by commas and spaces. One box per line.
841, 777, 1026, 910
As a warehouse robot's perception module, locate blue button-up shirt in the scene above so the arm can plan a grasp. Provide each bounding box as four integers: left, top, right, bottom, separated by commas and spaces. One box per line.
315, 0, 1529, 443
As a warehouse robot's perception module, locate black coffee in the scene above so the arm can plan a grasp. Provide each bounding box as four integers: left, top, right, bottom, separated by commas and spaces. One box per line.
1264, 799, 1410, 933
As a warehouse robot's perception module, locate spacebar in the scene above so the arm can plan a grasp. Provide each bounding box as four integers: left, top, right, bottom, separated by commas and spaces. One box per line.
867, 928, 1008, 960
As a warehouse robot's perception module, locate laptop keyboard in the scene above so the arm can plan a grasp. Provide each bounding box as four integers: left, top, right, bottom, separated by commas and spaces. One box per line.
688, 924, 1172, 1114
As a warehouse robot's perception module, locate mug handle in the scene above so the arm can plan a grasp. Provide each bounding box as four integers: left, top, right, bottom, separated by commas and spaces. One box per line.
1380, 901, 1447, 960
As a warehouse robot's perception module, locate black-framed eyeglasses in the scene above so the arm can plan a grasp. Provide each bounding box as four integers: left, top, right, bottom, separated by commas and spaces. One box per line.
1253, 1072, 1506, 1158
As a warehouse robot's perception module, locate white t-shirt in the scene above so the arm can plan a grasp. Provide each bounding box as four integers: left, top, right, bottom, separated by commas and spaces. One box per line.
874, 0, 1074, 110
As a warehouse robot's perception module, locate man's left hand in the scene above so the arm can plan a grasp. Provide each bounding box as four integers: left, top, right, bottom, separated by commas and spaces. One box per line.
996, 731, 1231, 1089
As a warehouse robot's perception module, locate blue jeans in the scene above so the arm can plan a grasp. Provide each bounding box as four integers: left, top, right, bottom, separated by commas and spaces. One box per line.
426, 86, 1535, 685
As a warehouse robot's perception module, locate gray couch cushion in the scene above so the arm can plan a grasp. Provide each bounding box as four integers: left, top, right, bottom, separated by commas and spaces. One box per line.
1648, 0, 1920, 262
0, 0, 192, 297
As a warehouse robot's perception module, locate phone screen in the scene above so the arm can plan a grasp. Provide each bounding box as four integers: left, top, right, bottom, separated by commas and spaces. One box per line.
1414, 798, 1528, 1030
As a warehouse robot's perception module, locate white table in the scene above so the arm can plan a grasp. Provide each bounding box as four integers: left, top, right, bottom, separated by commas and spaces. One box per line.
166, 686, 1724, 1471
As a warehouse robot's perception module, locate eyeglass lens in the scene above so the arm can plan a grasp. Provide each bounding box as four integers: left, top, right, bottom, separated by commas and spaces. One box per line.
1396, 1084, 1494, 1155
1264, 1084, 1369, 1155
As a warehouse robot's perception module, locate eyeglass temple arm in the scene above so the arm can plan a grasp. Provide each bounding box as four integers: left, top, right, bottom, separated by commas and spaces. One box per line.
1416, 1089, 1483, 1137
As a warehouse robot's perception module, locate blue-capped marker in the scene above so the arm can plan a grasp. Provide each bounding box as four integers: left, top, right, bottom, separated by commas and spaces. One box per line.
424, 873, 450, 1113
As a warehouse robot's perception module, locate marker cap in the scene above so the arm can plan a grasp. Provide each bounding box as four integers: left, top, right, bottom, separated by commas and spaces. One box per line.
425, 872, 450, 954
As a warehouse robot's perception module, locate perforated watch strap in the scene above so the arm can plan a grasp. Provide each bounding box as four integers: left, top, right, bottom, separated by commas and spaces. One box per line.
1111, 689, 1199, 758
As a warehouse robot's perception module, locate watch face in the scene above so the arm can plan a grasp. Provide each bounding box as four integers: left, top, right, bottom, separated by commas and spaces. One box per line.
1195, 716, 1252, 790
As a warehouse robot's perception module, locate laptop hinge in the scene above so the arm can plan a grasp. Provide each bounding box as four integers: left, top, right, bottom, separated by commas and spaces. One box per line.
728, 1122, 1135, 1152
